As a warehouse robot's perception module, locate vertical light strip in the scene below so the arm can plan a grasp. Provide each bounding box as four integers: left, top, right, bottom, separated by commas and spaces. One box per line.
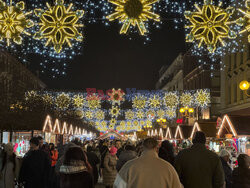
53, 119, 61, 134
43, 115, 53, 133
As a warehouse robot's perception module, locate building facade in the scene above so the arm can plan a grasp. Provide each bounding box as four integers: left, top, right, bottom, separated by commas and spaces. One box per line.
220, 35, 250, 116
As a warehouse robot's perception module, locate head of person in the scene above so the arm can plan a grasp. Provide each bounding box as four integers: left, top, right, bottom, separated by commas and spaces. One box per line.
238, 154, 250, 169
192, 131, 206, 145
125, 145, 135, 151
143, 138, 158, 152
30, 137, 40, 151
37, 136, 44, 148
86, 146, 93, 153
220, 149, 231, 162
63, 147, 87, 166
49, 143, 55, 151
110, 146, 118, 156
115, 140, 122, 149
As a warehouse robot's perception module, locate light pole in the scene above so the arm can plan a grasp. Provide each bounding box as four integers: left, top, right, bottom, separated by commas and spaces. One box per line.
179, 106, 194, 118
239, 80, 250, 97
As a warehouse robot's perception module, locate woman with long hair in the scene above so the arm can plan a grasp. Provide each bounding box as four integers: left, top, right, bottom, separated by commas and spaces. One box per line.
59, 146, 94, 188
0, 143, 20, 188
158, 140, 175, 166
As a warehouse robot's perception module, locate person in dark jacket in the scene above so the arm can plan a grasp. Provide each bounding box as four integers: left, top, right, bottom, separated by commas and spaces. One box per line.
59, 146, 94, 188
232, 154, 250, 188
175, 131, 225, 188
115, 140, 123, 159
158, 140, 175, 166
86, 146, 100, 185
19, 137, 50, 188
220, 149, 232, 188
116, 145, 137, 171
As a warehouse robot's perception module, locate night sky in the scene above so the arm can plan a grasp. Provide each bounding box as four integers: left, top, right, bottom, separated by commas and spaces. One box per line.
38, 20, 187, 90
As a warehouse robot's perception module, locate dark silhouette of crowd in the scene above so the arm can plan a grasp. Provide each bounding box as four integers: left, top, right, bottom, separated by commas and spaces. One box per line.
0, 131, 249, 188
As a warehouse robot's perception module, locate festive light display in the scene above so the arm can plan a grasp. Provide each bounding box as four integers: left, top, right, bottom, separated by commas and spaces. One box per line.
148, 95, 161, 108
217, 114, 237, 137
125, 109, 135, 120
34, 0, 84, 53
55, 93, 71, 109
106, 0, 160, 35
95, 110, 105, 120
110, 118, 117, 125
110, 106, 120, 117
237, 0, 250, 42
136, 110, 145, 119
0, 0, 34, 46
132, 95, 147, 109
85, 110, 94, 120
165, 108, 176, 119
164, 92, 178, 108
185, 0, 236, 53
86, 95, 101, 109
25, 91, 38, 101
194, 90, 211, 108
72, 94, 85, 108
42, 94, 53, 105
156, 109, 165, 119
108, 88, 125, 105
180, 93, 193, 107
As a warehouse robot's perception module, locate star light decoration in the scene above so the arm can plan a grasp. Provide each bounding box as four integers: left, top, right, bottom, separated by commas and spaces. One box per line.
164, 92, 178, 108
34, 0, 84, 53
55, 93, 71, 109
236, 0, 250, 42
72, 94, 84, 108
95, 110, 105, 120
166, 108, 176, 119
132, 95, 147, 109
125, 110, 135, 120
25, 91, 38, 101
157, 109, 165, 119
42, 94, 53, 105
110, 106, 120, 117
194, 90, 210, 108
106, 0, 160, 35
108, 88, 125, 105
180, 93, 193, 108
86, 94, 101, 109
0, 0, 34, 46
185, 0, 236, 53
110, 118, 117, 125
85, 110, 94, 120
148, 95, 161, 108
136, 110, 145, 119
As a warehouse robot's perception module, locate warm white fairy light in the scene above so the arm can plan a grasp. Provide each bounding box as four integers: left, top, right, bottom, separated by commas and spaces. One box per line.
217, 115, 238, 137
53, 119, 61, 134
190, 122, 201, 139
43, 115, 53, 133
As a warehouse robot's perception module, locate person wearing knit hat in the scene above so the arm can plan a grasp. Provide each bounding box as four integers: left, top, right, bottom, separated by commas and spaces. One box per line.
103, 146, 118, 188
220, 149, 232, 188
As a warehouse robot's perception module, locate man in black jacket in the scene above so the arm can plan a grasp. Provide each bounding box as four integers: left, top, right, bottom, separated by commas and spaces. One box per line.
19, 137, 50, 188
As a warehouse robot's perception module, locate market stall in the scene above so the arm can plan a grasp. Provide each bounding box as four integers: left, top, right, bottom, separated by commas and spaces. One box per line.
97, 130, 126, 140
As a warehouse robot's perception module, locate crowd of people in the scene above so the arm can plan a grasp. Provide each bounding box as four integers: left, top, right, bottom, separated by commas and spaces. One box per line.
0, 131, 249, 188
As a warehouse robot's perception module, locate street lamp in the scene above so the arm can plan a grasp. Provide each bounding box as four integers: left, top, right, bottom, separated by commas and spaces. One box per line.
179, 106, 194, 118
239, 80, 250, 97
156, 118, 166, 123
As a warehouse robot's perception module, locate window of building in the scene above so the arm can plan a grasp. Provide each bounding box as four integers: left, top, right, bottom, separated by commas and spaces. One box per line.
228, 84, 231, 104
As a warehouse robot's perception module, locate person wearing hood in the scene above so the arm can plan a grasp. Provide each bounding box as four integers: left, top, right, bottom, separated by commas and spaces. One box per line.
0, 143, 20, 188
116, 145, 137, 171
220, 149, 232, 188
158, 140, 175, 166
103, 146, 118, 188
59, 146, 94, 188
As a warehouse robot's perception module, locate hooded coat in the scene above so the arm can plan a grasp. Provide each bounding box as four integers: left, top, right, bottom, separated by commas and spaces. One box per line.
103, 152, 117, 186
116, 150, 137, 171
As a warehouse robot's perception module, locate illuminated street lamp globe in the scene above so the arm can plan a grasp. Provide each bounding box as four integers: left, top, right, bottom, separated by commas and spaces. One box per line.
239, 80, 250, 91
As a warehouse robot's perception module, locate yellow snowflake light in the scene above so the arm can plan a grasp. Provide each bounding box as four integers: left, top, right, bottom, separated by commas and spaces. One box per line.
132, 96, 147, 109
148, 95, 161, 108
0, 0, 34, 46
72, 94, 84, 108
146, 109, 155, 119
195, 90, 210, 107
185, 0, 236, 53
136, 110, 145, 119
86, 95, 101, 109
101, 120, 107, 127
110, 106, 120, 117
95, 110, 105, 120
34, 0, 84, 53
107, 0, 160, 35
110, 118, 117, 125
125, 110, 135, 120
85, 110, 94, 119
164, 92, 178, 108
120, 121, 126, 128
157, 109, 165, 119
25, 91, 38, 101
236, 0, 250, 42
180, 93, 193, 107
55, 93, 70, 109
140, 120, 145, 126
166, 108, 176, 119
42, 94, 53, 105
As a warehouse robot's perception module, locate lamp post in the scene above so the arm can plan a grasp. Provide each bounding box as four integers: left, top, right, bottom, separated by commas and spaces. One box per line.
179, 106, 194, 118
239, 80, 250, 97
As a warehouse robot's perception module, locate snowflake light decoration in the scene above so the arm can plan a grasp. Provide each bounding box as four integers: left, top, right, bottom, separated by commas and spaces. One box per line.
185, 0, 236, 53
110, 106, 120, 117
108, 88, 125, 105
72, 95, 84, 108
237, 0, 250, 42
0, 0, 34, 46
55, 93, 70, 109
42, 94, 53, 105
25, 91, 38, 101
166, 108, 176, 119
156, 109, 165, 119
85, 110, 94, 120
125, 110, 135, 120
86, 95, 101, 109
95, 110, 105, 120
136, 110, 145, 119
132, 96, 147, 109
180, 93, 193, 107
164, 92, 179, 108
195, 90, 210, 108
110, 118, 117, 125
148, 95, 161, 108
34, 0, 84, 53
146, 109, 155, 120
106, 0, 160, 35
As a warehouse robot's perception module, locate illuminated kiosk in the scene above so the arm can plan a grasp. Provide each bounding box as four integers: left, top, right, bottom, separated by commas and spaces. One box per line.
217, 114, 250, 155
97, 130, 127, 140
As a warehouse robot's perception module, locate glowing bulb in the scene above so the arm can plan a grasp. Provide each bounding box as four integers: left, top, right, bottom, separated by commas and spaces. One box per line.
239, 80, 250, 91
